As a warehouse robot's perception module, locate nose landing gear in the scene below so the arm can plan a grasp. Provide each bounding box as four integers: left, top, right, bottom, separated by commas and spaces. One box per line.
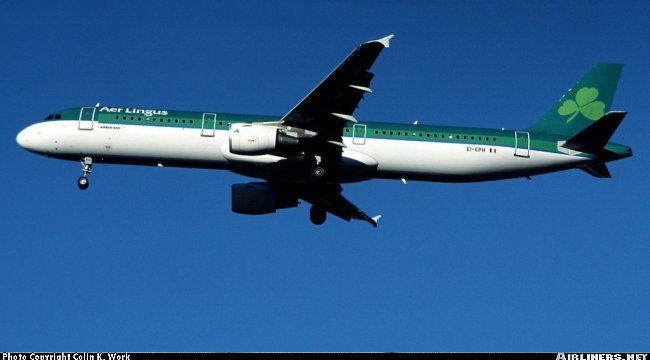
77, 176, 89, 190
77, 157, 93, 190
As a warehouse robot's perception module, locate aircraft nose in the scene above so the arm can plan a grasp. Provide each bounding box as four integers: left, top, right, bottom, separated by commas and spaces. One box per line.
16, 127, 30, 148
16, 124, 47, 153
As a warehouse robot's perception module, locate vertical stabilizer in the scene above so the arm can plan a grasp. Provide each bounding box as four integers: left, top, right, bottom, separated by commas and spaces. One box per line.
527, 63, 623, 136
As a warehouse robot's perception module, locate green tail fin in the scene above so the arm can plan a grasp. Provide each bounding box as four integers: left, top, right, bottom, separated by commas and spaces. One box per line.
527, 63, 623, 136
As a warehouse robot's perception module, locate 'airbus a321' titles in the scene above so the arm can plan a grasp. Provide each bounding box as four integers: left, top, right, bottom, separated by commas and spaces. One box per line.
16, 35, 632, 227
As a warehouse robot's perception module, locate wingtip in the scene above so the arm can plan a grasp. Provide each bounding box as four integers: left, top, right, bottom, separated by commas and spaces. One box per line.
371, 215, 382, 227
371, 34, 394, 48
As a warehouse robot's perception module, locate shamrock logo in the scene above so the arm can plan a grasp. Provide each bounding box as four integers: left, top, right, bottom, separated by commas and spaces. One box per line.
557, 87, 605, 123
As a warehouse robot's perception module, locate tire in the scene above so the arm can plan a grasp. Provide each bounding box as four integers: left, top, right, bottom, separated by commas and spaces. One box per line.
77, 176, 89, 190
312, 166, 326, 179
309, 206, 327, 225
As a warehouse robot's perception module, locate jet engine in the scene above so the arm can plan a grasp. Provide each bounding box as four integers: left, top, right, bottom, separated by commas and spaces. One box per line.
229, 123, 298, 155
231, 182, 298, 215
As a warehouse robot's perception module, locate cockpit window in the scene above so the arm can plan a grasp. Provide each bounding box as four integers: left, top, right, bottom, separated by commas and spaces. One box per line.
43, 114, 62, 121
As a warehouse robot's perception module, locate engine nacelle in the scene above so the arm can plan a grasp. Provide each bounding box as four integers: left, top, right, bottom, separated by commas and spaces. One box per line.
229, 123, 298, 155
232, 182, 298, 215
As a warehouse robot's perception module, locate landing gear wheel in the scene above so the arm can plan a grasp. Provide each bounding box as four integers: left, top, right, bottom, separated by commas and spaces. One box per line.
77, 157, 93, 190
309, 206, 327, 225
312, 166, 326, 180
77, 176, 89, 190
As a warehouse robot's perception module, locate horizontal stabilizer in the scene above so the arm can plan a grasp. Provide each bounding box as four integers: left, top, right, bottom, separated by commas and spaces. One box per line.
562, 111, 626, 155
579, 163, 611, 178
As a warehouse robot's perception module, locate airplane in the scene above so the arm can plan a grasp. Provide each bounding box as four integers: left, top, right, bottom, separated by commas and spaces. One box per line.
16, 35, 632, 227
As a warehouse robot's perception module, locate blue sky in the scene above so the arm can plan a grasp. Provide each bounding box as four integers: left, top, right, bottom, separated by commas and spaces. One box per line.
1, 0, 649, 351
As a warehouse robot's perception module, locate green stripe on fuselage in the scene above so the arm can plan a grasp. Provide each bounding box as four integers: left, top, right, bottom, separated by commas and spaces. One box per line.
50, 106, 580, 156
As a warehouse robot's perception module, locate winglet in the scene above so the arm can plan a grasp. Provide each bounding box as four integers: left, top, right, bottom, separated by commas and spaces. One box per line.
360, 212, 382, 228
371, 215, 382, 226
370, 34, 394, 48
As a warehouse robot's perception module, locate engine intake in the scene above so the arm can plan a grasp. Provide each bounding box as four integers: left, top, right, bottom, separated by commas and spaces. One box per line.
229, 123, 298, 155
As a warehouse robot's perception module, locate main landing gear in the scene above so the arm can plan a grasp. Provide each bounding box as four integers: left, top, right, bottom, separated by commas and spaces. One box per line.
311, 165, 326, 180
77, 157, 93, 190
309, 205, 327, 225
309, 154, 327, 182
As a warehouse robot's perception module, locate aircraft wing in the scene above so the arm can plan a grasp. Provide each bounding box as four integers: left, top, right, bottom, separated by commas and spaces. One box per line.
294, 183, 381, 227
280, 35, 393, 155
232, 181, 381, 227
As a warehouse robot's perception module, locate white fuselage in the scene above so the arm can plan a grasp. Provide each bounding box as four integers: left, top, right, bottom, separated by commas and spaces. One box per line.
16, 120, 592, 183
